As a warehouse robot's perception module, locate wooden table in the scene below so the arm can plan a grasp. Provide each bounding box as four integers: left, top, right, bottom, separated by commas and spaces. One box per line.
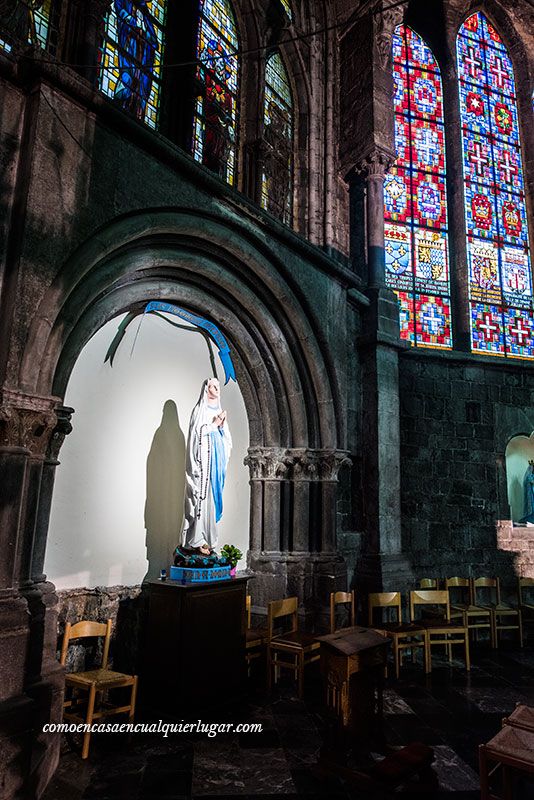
316, 626, 390, 733
143, 576, 250, 714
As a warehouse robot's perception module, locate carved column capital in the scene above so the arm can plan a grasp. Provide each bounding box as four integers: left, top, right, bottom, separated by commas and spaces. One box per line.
0, 389, 61, 458
349, 146, 397, 182
374, 0, 408, 71
244, 447, 289, 480
245, 447, 352, 482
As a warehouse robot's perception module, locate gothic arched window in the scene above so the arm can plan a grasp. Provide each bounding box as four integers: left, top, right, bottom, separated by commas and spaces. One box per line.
98, 1, 167, 130
1, 1, 58, 54
384, 25, 452, 349
457, 12, 533, 358
192, 0, 239, 186
261, 52, 293, 225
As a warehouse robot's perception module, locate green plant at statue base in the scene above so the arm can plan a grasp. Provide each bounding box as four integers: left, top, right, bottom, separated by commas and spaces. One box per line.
220, 544, 243, 568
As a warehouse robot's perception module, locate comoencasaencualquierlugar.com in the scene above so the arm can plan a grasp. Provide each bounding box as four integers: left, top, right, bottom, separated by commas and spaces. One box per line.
43, 720, 263, 738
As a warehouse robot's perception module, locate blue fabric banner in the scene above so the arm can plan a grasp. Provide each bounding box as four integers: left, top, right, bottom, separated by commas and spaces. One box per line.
144, 301, 237, 384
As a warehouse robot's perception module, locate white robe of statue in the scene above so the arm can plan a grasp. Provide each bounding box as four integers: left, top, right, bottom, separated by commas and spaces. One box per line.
181, 378, 232, 553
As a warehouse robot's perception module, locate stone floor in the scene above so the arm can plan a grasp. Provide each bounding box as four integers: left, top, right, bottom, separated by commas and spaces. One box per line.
42, 642, 534, 799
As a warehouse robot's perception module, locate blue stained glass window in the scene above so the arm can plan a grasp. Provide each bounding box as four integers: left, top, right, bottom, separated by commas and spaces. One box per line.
98, 1, 167, 130
192, 0, 239, 186
261, 52, 293, 224
384, 25, 452, 350
458, 12, 533, 358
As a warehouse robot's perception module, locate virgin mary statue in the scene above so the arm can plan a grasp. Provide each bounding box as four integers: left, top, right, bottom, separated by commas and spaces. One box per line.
181, 378, 232, 554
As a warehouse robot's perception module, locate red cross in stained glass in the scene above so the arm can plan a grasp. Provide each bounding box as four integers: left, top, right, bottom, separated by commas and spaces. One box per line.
469, 141, 489, 176
510, 317, 530, 345
498, 151, 518, 184
464, 45, 483, 78
490, 57, 509, 91
479, 313, 499, 340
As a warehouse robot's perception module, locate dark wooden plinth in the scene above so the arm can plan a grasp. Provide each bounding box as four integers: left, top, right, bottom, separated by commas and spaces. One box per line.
142, 576, 249, 714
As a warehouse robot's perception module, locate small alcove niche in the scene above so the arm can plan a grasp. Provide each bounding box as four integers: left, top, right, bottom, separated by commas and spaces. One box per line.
46, 312, 250, 589
505, 433, 534, 524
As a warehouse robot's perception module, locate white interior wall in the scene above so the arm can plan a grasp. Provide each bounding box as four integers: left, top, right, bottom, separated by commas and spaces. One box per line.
45, 312, 250, 589
505, 434, 534, 522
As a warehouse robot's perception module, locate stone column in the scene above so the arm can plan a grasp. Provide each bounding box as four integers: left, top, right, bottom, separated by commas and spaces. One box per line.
0, 389, 67, 800
244, 447, 350, 629
72, 0, 111, 85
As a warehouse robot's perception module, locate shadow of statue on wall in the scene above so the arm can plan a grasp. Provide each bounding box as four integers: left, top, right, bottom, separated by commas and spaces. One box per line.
144, 400, 186, 581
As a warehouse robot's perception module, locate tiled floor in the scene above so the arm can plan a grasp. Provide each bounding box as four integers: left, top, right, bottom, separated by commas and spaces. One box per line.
43, 643, 534, 799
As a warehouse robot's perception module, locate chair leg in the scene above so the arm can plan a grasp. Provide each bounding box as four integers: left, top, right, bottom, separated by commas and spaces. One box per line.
425, 635, 432, 674
297, 651, 304, 699
267, 646, 272, 690
82, 684, 97, 760
129, 677, 138, 723
490, 613, 497, 649
394, 640, 400, 680
464, 632, 471, 672
479, 746, 490, 800
519, 611, 524, 648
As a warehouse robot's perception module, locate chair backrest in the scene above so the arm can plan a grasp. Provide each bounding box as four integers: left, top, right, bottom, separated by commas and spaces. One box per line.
368, 592, 402, 626
329, 590, 356, 633
268, 597, 298, 639
246, 595, 252, 628
409, 590, 450, 622
473, 577, 499, 605
419, 578, 438, 589
518, 577, 534, 604
446, 577, 471, 604
60, 619, 112, 668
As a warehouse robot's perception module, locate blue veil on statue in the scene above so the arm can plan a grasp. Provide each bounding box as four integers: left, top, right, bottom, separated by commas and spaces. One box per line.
520, 461, 534, 524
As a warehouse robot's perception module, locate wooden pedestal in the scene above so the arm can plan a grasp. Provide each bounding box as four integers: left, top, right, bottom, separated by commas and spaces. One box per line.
143, 576, 249, 714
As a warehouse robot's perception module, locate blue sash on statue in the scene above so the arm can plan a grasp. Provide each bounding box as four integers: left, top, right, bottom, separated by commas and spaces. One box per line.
210, 429, 226, 523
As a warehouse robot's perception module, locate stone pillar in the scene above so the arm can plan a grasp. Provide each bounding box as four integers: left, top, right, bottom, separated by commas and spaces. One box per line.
73, 0, 111, 85
339, 2, 412, 595
0, 389, 69, 800
244, 447, 350, 630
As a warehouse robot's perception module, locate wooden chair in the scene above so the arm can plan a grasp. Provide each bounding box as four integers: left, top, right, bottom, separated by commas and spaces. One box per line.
473, 577, 523, 648
409, 590, 470, 673
368, 592, 427, 679
60, 619, 138, 759
329, 590, 356, 633
267, 597, 320, 698
479, 725, 534, 800
446, 577, 492, 644
418, 578, 439, 589
245, 595, 268, 672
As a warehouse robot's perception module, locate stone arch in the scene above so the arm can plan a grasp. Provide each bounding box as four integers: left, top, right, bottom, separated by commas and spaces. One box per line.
19, 208, 341, 450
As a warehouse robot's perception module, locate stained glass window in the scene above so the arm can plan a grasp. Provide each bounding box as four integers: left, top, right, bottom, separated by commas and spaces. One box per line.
261, 52, 293, 224
192, 0, 239, 186
384, 25, 452, 349
0, 1, 57, 54
458, 12, 533, 358
98, 1, 167, 130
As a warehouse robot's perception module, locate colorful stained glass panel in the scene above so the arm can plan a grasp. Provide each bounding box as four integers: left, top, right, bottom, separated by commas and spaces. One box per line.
1, 0, 54, 52
261, 52, 293, 224
471, 302, 505, 355
415, 294, 452, 348
98, 1, 166, 130
386, 25, 451, 350
192, 0, 239, 185
459, 12, 533, 359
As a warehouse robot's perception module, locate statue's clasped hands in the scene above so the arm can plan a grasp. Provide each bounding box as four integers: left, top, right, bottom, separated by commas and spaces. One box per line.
212, 409, 227, 428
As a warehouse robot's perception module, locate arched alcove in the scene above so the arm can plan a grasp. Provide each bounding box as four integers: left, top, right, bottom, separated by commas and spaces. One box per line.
45, 313, 249, 590
505, 432, 534, 523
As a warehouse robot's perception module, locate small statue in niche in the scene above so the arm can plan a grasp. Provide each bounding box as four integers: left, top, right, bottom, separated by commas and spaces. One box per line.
180, 378, 232, 555
521, 460, 534, 525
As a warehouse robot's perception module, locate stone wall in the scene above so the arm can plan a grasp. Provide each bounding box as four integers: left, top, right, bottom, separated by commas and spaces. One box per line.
56, 585, 146, 675
399, 351, 534, 582
497, 519, 534, 579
